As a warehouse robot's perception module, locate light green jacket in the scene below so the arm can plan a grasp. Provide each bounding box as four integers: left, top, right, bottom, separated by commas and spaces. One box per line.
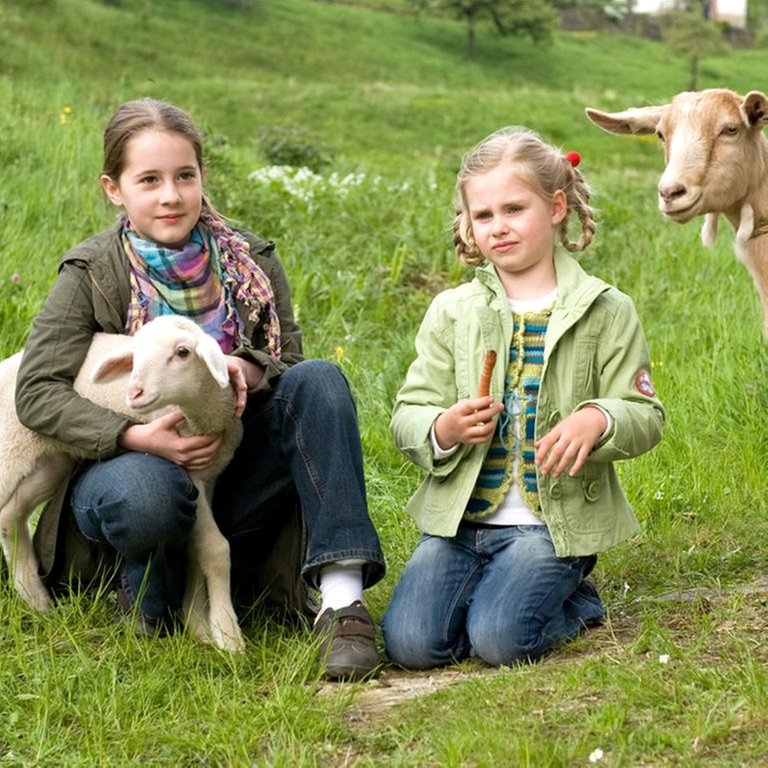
390, 253, 665, 557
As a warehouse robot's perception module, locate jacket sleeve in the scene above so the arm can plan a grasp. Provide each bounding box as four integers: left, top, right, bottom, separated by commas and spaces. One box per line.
390, 298, 472, 476
233, 238, 304, 394
15, 262, 134, 459
577, 293, 665, 462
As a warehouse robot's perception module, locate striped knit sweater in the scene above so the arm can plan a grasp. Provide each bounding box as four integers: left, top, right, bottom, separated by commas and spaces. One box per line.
465, 309, 551, 519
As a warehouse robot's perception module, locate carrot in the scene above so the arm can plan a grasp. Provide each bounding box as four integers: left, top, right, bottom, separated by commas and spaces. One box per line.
477, 350, 497, 398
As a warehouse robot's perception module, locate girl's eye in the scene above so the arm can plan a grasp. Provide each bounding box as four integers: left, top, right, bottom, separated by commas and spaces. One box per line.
140, 175, 157, 185
179, 171, 197, 181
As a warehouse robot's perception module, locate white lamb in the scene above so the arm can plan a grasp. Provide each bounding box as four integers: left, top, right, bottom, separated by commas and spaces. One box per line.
0, 315, 245, 652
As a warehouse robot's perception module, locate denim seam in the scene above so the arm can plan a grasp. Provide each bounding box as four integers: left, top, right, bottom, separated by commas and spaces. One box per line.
440, 557, 482, 654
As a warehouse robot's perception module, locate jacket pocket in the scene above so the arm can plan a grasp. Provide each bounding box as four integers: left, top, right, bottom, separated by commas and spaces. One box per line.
572, 338, 598, 401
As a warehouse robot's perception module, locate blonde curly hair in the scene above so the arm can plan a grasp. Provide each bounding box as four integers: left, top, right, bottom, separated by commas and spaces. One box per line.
453, 127, 596, 267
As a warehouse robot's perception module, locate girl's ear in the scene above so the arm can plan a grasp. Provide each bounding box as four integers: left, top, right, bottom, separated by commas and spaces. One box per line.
100, 174, 123, 206
551, 189, 567, 226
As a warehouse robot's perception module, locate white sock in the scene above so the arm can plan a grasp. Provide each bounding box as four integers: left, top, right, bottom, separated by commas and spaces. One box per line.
318, 562, 364, 617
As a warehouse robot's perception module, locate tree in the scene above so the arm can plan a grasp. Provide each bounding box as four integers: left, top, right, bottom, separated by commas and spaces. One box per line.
662, 7, 728, 90
410, 0, 557, 59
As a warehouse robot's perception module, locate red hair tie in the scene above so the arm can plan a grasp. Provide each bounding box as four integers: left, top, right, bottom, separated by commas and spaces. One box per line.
565, 151, 581, 168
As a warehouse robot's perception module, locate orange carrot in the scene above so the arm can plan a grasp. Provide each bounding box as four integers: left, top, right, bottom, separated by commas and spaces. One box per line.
477, 350, 497, 398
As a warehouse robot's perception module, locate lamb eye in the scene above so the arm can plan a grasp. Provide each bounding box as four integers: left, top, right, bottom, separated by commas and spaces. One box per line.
656, 130, 665, 142
176, 346, 191, 358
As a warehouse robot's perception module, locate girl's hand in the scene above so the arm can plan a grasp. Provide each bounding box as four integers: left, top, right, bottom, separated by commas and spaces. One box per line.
434, 396, 504, 449
225, 356, 264, 417
118, 411, 223, 472
534, 406, 608, 479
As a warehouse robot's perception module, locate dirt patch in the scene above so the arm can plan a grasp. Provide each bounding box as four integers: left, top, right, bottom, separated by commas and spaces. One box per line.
318, 664, 500, 728
355, 666, 498, 723
643, 577, 768, 604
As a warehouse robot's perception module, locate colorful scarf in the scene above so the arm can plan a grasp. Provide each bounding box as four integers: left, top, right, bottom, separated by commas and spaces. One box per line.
123, 210, 281, 358
465, 309, 551, 519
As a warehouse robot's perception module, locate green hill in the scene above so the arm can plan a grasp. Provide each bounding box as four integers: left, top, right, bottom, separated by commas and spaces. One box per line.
4, 0, 768, 170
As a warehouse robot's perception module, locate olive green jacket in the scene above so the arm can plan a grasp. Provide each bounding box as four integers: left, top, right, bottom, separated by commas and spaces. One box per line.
391, 253, 665, 558
17, 224, 308, 611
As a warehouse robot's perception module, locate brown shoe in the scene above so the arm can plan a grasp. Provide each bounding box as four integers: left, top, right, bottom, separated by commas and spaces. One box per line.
313, 601, 380, 681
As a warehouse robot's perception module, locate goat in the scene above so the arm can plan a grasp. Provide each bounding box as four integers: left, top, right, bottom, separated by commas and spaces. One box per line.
585, 88, 768, 337
0, 315, 245, 652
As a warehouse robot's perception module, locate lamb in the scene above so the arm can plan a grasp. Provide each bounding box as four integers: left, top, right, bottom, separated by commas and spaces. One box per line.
0, 315, 245, 652
585, 88, 768, 338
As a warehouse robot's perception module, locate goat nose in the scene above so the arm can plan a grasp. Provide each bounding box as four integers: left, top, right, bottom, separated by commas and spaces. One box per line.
659, 182, 687, 203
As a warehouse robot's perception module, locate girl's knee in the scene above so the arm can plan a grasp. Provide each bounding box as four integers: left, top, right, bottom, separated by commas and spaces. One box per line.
382, 618, 451, 670
280, 360, 352, 409
382, 594, 466, 670
469, 619, 557, 666
74, 454, 198, 554
113, 458, 196, 521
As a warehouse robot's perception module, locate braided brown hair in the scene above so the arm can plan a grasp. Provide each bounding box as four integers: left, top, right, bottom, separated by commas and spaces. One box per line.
454, 127, 596, 266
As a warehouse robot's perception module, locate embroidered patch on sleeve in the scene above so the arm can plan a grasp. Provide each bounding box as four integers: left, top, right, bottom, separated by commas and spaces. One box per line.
634, 369, 656, 398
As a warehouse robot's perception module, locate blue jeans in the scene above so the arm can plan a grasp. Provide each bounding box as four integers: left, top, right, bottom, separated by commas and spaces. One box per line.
381, 524, 603, 669
71, 360, 385, 621
71, 454, 197, 620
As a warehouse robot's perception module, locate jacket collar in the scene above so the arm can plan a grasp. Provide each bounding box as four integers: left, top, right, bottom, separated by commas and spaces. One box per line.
475, 252, 609, 312
474, 252, 610, 353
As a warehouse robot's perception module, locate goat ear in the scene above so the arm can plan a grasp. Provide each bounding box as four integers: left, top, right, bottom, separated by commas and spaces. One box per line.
91, 344, 135, 382
196, 334, 230, 388
742, 91, 768, 127
585, 105, 666, 135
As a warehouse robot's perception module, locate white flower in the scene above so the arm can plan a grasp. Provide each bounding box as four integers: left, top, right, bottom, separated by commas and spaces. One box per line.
654, 490, 665, 500
588, 748, 604, 763
622, 582, 631, 597
659, 654, 670, 664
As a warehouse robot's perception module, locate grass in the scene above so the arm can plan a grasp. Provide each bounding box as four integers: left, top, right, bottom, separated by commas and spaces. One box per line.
1, 0, 768, 764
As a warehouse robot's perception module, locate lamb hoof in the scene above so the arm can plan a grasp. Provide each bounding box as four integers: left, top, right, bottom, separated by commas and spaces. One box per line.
19, 582, 53, 612
211, 626, 246, 653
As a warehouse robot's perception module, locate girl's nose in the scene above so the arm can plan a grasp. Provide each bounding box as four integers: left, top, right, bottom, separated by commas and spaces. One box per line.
160, 181, 182, 204
491, 216, 508, 235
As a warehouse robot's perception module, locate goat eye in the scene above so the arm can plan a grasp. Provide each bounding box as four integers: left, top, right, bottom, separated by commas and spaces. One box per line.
655, 130, 665, 142
176, 346, 191, 358
721, 125, 739, 136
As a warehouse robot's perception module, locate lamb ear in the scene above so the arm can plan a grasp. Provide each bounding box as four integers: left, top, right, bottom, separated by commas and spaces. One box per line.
196, 334, 230, 388
585, 105, 667, 135
742, 91, 768, 127
91, 344, 135, 382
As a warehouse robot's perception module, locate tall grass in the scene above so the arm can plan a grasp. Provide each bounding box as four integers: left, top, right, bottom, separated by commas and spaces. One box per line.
1, 0, 768, 764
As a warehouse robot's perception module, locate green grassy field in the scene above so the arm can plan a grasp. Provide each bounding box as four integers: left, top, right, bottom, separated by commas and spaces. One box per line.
2, 0, 768, 764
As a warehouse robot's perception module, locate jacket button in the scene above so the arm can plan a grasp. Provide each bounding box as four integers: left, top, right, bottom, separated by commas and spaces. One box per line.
549, 482, 562, 500
548, 410, 561, 428
584, 481, 600, 502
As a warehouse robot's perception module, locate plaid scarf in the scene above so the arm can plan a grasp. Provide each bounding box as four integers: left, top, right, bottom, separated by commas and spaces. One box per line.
123, 210, 281, 358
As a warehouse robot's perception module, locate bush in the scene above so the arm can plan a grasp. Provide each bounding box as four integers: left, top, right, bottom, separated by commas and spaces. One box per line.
258, 125, 334, 171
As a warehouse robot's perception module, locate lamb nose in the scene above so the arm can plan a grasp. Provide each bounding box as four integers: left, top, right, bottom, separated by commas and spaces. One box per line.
659, 182, 687, 203
127, 384, 144, 401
